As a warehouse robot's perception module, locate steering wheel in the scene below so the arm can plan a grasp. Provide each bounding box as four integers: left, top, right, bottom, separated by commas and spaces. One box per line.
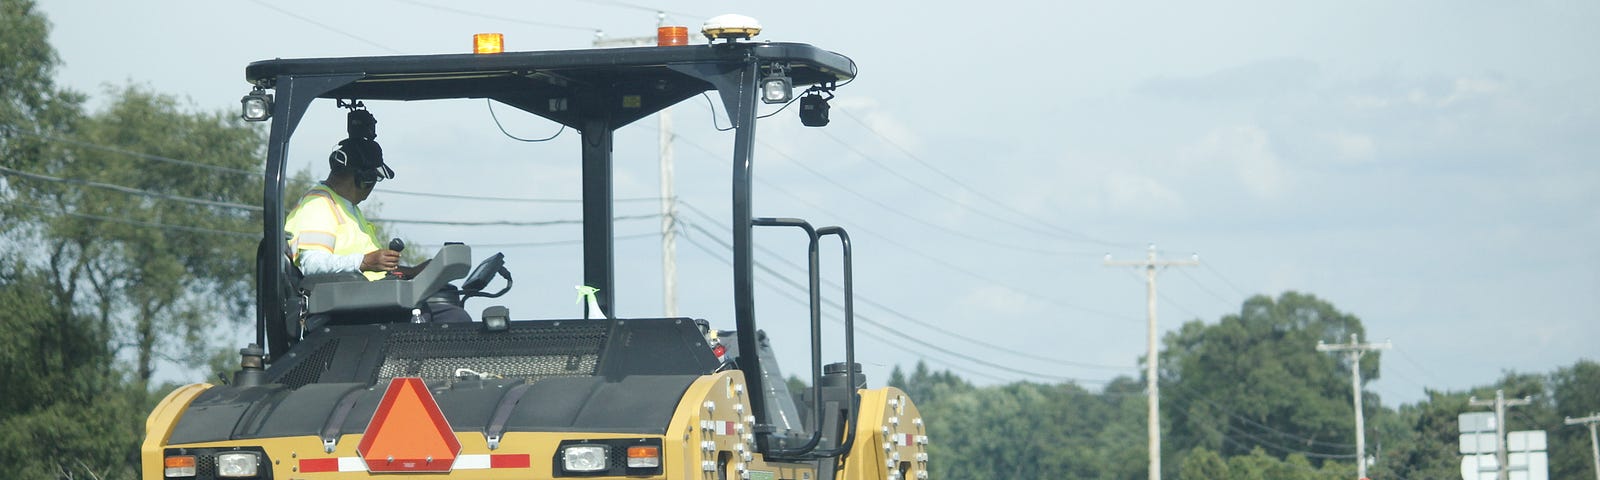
460, 252, 512, 301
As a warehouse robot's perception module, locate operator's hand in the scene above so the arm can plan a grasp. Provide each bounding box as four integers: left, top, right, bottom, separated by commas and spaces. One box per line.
361, 249, 402, 272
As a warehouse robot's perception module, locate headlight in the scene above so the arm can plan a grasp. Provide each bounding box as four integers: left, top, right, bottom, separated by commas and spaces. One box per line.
562, 445, 609, 472
215, 451, 260, 478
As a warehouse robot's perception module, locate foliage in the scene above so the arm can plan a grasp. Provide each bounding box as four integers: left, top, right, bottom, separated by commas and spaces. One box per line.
1160, 292, 1366, 467
0, 260, 142, 478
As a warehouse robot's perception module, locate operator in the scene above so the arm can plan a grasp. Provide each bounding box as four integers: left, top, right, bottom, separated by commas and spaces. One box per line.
283, 135, 398, 280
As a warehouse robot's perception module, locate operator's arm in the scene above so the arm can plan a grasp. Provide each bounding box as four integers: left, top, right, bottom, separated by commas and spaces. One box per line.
296, 249, 364, 276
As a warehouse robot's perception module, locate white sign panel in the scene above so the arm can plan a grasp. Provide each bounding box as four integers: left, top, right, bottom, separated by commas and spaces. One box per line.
1461, 454, 1498, 480
1460, 412, 1496, 433
1507, 430, 1546, 451
1459, 432, 1497, 454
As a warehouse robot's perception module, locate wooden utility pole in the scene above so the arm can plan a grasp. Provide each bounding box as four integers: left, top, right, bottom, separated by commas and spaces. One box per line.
1567, 413, 1600, 480
1469, 390, 1534, 480
594, 13, 678, 316
1106, 244, 1197, 480
1316, 334, 1390, 479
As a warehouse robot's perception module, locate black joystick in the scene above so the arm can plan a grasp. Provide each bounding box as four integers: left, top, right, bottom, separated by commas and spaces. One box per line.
388, 238, 405, 252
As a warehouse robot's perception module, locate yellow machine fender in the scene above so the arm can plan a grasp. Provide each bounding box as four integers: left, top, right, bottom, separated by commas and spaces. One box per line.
839, 387, 929, 480
140, 383, 213, 479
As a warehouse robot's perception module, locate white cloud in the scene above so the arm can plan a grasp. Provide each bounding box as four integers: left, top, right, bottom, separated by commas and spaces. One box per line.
1102, 170, 1185, 216
1180, 125, 1288, 198
957, 284, 1036, 316
1318, 131, 1377, 163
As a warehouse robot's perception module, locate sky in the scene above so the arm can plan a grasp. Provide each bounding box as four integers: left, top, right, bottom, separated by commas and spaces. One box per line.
34, 0, 1599, 407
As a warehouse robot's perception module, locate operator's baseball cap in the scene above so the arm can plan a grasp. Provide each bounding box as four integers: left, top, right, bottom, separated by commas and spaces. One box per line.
328, 138, 394, 180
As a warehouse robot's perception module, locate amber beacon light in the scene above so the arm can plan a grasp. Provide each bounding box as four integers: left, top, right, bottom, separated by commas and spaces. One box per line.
473, 33, 504, 54
657, 26, 688, 46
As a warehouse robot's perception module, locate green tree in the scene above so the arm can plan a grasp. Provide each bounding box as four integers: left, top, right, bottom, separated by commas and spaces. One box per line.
1178, 446, 1229, 479
0, 259, 142, 478
1160, 292, 1366, 468
1551, 360, 1600, 478
5, 85, 263, 385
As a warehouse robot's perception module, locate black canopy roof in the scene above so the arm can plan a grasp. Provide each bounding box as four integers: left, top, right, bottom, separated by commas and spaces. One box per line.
245, 42, 855, 128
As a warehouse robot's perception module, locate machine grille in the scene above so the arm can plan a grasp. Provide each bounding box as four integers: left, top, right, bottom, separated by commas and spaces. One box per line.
279, 339, 339, 389
375, 323, 607, 383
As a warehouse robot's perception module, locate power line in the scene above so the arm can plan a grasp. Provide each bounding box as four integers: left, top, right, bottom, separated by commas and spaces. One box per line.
416, 231, 660, 248
676, 232, 1027, 385
676, 201, 1135, 372
571, 0, 703, 19
1177, 266, 1238, 307
247, 0, 403, 54
3, 127, 259, 176
0, 200, 255, 239
371, 212, 657, 226
673, 134, 1135, 323
1202, 262, 1252, 299
678, 218, 1117, 385
392, 0, 600, 32
754, 137, 1097, 257
834, 107, 1134, 248
1163, 381, 1357, 450
0, 165, 262, 212
376, 188, 662, 204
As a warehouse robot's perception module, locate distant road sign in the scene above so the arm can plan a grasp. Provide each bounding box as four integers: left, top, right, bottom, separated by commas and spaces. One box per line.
1462, 454, 1497, 480
1461, 432, 1497, 454
1461, 412, 1496, 433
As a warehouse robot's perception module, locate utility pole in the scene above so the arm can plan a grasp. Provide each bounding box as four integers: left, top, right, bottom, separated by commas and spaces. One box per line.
1316, 334, 1391, 479
1469, 390, 1534, 480
1105, 244, 1198, 480
594, 13, 678, 316
1567, 413, 1600, 480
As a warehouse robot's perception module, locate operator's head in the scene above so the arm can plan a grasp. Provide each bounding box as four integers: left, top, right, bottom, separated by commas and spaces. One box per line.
327, 137, 394, 202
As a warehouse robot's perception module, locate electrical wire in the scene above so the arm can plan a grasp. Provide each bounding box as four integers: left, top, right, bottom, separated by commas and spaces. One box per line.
392, 0, 600, 32
3, 127, 259, 177
1203, 262, 1252, 299
572, 0, 703, 19
247, 0, 403, 54
487, 100, 566, 142
700, 93, 735, 132
0, 166, 262, 212
375, 188, 661, 204
833, 107, 1133, 248
0, 200, 255, 238
370, 212, 657, 226
676, 200, 1136, 372
679, 231, 1027, 384
678, 217, 1118, 385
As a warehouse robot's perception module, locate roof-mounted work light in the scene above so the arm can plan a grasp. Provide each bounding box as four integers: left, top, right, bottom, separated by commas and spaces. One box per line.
240, 88, 272, 122
761, 63, 791, 104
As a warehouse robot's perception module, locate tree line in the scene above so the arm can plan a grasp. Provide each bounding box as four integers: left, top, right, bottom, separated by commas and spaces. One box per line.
888, 292, 1600, 479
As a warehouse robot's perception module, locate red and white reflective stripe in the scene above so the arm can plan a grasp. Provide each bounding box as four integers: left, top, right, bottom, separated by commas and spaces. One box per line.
893, 433, 914, 447
298, 454, 530, 473
717, 420, 737, 436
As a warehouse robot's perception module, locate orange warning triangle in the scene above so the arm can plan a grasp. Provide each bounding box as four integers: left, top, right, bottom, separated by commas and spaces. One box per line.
357, 377, 461, 472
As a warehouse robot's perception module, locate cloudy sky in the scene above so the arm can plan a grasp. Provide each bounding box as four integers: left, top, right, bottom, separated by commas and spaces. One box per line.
36, 0, 1598, 406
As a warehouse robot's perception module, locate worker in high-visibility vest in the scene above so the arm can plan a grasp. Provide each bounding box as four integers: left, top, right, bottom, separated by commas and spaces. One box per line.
284, 135, 398, 280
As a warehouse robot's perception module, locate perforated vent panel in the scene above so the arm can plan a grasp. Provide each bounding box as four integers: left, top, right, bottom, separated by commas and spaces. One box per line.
280, 339, 339, 389
375, 323, 607, 383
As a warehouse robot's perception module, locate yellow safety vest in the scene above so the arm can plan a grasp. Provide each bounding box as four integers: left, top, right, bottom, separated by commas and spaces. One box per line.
285, 183, 384, 281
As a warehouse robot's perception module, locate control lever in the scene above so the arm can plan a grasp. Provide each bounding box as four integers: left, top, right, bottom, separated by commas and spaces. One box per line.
386, 238, 409, 279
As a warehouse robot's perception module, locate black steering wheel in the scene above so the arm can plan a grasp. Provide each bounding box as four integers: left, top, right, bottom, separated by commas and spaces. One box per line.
460, 252, 511, 301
